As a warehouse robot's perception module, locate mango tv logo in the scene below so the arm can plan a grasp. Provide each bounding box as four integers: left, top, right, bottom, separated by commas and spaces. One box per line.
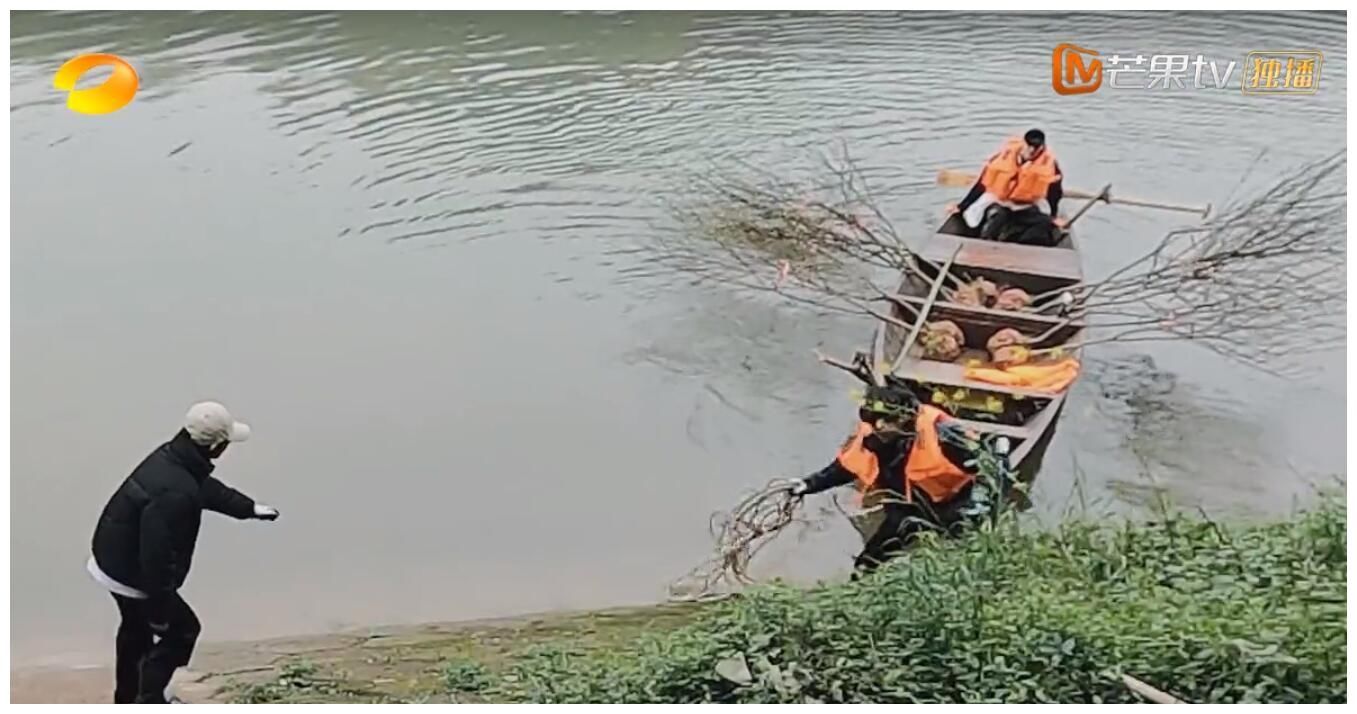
53, 53, 139, 115
1052, 43, 1102, 95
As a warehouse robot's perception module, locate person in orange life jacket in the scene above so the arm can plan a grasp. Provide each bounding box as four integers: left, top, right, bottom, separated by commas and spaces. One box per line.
788, 385, 979, 572
88, 402, 279, 704
947, 129, 1065, 247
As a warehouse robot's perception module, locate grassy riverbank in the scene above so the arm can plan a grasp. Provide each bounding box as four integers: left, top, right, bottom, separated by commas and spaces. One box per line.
220, 499, 1346, 704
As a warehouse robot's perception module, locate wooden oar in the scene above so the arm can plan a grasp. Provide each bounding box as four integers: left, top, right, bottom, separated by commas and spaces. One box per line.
936, 169, 1211, 219
1065, 183, 1112, 228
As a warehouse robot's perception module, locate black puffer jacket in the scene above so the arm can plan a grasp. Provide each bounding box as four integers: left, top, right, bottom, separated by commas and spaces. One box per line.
91, 429, 258, 607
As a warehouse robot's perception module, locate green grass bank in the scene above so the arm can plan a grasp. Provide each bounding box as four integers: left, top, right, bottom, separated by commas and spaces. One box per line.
225, 499, 1346, 704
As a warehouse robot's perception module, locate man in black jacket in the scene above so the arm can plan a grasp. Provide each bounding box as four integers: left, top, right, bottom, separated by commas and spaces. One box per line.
88, 401, 279, 704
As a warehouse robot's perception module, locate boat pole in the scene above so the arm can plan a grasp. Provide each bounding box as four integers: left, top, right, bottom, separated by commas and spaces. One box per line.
891, 246, 961, 375
1065, 183, 1113, 228
1121, 674, 1188, 704
935, 169, 1210, 219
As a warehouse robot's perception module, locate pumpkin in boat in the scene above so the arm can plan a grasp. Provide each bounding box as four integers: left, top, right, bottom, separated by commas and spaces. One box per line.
994, 287, 1033, 311
951, 277, 998, 307
919, 319, 965, 361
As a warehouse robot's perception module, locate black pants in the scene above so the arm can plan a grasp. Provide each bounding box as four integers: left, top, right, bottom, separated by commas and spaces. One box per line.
980, 205, 1058, 246
853, 486, 975, 573
112, 592, 201, 704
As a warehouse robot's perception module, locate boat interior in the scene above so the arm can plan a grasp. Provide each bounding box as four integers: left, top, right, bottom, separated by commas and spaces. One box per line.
872, 216, 1086, 442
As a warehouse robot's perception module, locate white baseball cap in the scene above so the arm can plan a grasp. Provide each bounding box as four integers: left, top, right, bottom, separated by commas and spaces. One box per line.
184, 401, 251, 446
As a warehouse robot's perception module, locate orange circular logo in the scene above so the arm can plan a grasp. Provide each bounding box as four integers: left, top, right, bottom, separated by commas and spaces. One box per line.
53, 53, 139, 115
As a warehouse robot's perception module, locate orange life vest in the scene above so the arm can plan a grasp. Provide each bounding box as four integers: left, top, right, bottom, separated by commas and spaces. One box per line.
978, 137, 1060, 205
964, 358, 1082, 394
834, 406, 973, 504
905, 405, 973, 503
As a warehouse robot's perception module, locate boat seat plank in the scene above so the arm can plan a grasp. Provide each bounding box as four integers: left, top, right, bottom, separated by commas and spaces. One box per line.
888, 294, 1084, 333
915, 233, 1083, 282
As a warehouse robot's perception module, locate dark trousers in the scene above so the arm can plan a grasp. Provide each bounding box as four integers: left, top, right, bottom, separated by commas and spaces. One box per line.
112, 592, 201, 704
853, 486, 975, 574
980, 205, 1058, 246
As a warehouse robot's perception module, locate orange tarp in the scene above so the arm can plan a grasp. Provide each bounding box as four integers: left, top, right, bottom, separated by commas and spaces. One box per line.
963, 358, 1081, 394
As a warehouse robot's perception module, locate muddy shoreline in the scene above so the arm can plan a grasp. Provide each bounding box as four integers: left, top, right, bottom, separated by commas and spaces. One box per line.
11, 602, 706, 703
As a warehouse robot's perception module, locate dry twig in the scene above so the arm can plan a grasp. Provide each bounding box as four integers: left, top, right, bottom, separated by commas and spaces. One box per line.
668, 480, 810, 601
1040, 151, 1345, 374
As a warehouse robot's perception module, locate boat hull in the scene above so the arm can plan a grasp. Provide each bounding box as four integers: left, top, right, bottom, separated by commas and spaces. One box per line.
870, 213, 1085, 503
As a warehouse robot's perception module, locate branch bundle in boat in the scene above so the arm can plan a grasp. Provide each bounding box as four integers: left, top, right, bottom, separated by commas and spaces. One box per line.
657, 149, 937, 325
658, 148, 1345, 376
1050, 151, 1345, 374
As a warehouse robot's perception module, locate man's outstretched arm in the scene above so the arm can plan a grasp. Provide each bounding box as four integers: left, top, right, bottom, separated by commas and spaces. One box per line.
201, 476, 277, 520
796, 460, 856, 495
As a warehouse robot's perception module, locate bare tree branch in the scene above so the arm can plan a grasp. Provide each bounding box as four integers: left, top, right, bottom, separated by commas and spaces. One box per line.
653, 148, 1345, 377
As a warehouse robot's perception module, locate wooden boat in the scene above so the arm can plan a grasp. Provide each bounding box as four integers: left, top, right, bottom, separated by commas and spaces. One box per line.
869, 213, 1085, 493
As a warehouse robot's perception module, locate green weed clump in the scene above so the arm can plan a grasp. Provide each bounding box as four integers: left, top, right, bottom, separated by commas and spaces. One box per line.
231, 661, 373, 703
442, 657, 493, 693
511, 501, 1346, 703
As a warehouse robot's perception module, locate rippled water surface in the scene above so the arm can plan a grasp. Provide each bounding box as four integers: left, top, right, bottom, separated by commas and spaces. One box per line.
11, 11, 1346, 664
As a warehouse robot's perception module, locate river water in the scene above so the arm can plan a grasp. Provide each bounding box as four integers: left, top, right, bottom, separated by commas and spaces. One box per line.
11, 11, 1346, 666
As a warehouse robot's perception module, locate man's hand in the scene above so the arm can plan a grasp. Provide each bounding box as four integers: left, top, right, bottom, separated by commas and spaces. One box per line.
1052, 216, 1068, 230
789, 480, 809, 496
253, 504, 280, 521
945, 203, 960, 215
